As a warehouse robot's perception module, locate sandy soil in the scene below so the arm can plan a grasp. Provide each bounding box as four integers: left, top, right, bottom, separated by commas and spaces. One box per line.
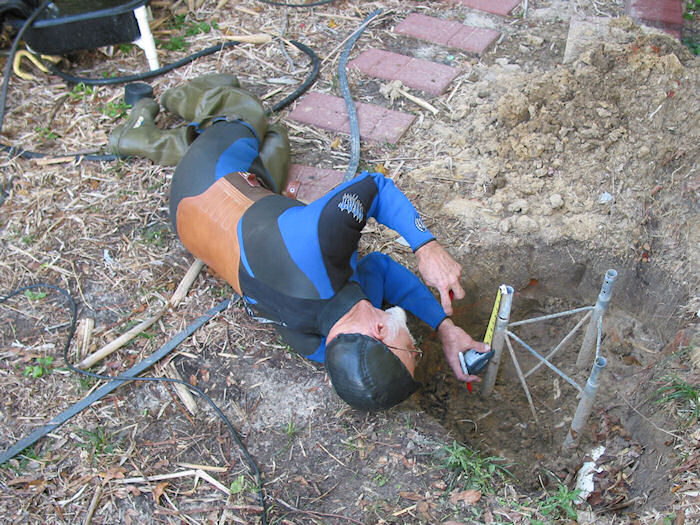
0, 1, 698, 524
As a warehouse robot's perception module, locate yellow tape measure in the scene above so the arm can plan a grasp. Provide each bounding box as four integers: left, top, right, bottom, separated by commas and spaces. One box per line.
483, 285, 507, 345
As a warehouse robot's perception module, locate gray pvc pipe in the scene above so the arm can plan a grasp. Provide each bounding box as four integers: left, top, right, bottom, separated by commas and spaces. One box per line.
480, 285, 514, 397
576, 269, 617, 368
563, 356, 607, 449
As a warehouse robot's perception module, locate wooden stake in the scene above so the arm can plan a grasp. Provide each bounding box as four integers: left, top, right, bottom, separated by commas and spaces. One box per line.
76, 318, 94, 361
224, 34, 272, 45
82, 484, 102, 525
165, 362, 198, 416
76, 259, 204, 369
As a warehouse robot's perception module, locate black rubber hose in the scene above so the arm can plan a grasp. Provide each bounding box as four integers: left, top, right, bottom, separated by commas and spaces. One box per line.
47, 41, 242, 86
339, 8, 382, 182
0, 0, 51, 133
0, 284, 269, 524
0, 40, 319, 164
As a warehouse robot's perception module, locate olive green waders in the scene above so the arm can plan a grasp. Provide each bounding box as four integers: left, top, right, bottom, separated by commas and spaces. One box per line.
108, 74, 290, 193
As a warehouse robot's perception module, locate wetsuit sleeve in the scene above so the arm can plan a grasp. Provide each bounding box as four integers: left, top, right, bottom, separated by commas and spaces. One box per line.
352, 252, 447, 330
363, 172, 436, 252
274, 326, 326, 363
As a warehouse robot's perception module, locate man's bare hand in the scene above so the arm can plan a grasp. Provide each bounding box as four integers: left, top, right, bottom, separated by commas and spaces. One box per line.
437, 318, 490, 383
415, 240, 464, 315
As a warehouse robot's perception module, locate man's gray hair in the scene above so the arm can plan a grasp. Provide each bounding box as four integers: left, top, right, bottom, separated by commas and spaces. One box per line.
384, 306, 415, 344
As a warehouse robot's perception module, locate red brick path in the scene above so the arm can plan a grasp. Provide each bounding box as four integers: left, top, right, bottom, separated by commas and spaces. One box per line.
626, 0, 684, 39
453, 0, 523, 16
289, 1, 519, 194
349, 48, 460, 95
394, 13, 501, 55
288, 92, 416, 144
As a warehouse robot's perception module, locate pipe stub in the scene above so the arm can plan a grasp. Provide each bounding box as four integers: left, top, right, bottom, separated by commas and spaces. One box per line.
124, 82, 154, 106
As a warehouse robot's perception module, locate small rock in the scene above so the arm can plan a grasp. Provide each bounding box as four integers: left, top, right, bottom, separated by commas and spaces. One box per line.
519, 44, 530, 54
599, 192, 613, 204
508, 199, 530, 214
514, 215, 539, 233
493, 173, 507, 189
638, 145, 651, 158
550, 194, 564, 209
526, 35, 545, 47
498, 218, 511, 233
596, 107, 612, 118
494, 57, 521, 72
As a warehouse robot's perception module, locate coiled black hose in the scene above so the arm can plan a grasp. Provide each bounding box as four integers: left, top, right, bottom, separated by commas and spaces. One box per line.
0, 40, 319, 165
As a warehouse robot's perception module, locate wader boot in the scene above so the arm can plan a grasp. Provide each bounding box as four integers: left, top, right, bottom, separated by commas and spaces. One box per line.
160, 73, 267, 140
108, 98, 191, 166
258, 123, 290, 194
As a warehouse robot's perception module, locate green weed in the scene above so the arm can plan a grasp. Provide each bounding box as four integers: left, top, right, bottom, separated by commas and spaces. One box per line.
76, 427, 116, 456
284, 420, 297, 440
532, 482, 581, 522
170, 13, 187, 30
684, 0, 699, 20
373, 472, 388, 487
185, 20, 218, 37
141, 226, 169, 247
77, 374, 98, 390
654, 376, 699, 428
229, 474, 255, 495
69, 82, 95, 101
159, 36, 188, 52
24, 289, 47, 301
102, 100, 131, 119
1, 446, 42, 474
682, 36, 700, 54
20, 234, 36, 246
34, 126, 59, 141
23, 356, 54, 378
683, 0, 700, 54
439, 441, 511, 493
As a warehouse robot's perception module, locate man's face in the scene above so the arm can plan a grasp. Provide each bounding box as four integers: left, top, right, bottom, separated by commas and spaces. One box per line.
326, 301, 421, 376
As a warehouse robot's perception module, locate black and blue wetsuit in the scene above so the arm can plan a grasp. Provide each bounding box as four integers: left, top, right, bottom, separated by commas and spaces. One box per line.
170, 120, 447, 362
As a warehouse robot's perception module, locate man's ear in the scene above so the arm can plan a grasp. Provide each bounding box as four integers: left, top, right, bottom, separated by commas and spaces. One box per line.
373, 320, 387, 341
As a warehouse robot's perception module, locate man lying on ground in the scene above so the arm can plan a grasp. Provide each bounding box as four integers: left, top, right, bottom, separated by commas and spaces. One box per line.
111, 74, 490, 410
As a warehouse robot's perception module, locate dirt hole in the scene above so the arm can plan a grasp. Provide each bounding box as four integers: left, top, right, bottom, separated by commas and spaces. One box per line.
411, 240, 689, 511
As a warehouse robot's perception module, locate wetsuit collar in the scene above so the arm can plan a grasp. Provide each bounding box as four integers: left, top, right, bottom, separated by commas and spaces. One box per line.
318, 282, 368, 335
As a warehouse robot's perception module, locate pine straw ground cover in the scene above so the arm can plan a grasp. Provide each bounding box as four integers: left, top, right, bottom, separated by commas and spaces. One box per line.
0, 0, 698, 524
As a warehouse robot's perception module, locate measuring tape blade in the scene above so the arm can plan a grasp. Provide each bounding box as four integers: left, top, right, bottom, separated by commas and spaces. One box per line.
483, 285, 506, 345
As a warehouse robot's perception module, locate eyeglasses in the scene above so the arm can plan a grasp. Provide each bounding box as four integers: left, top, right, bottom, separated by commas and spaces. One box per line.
386, 344, 423, 362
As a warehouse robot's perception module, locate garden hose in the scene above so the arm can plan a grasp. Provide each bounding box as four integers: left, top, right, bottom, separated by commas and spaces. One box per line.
340, 8, 382, 181
0, 284, 269, 523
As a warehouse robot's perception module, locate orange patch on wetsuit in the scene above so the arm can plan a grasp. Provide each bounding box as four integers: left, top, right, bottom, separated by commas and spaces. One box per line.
175, 176, 266, 294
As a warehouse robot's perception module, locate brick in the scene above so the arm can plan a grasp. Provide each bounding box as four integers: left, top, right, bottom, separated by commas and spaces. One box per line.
395, 13, 500, 55
447, 26, 501, 54
454, 0, 523, 16
626, 0, 683, 36
349, 48, 460, 95
288, 92, 415, 144
288, 164, 345, 203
